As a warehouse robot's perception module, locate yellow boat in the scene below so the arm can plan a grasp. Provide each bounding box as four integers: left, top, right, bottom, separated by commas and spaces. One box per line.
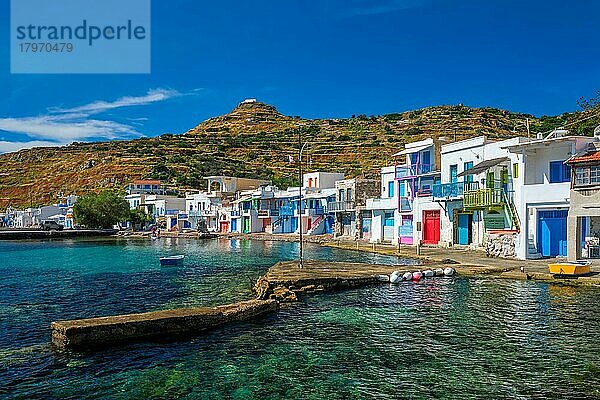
548, 261, 591, 276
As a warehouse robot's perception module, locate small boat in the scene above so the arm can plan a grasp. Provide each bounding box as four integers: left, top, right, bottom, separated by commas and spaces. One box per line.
160, 255, 185, 266
548, 261, 591, 277
423, 270, 434, 278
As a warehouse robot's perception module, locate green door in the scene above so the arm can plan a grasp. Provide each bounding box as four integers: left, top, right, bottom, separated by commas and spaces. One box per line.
243, 217, 250, 233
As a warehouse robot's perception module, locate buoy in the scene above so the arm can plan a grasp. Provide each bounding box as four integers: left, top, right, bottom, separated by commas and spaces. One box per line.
390, 271, 402, 284
377, 274, 389, 282
434, 268, 444, 276
412, 271, 423, 281
402, 272, 413, 281
443, 267, 455, 277
423, 270, 434, 278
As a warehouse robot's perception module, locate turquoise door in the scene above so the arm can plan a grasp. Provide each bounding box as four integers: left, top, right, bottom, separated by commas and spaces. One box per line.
291, 217, 298, 232
457, 214, 470, 245
537, 210, 568, 257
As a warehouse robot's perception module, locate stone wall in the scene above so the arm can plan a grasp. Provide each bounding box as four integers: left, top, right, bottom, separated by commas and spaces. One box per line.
51, 299, 278, 349
486, 232, 517, 258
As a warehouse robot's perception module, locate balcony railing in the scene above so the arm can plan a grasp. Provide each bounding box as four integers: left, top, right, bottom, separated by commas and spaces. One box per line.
395, 163, 434, 179
463, 188, 504, 209
328, 201, 355, 212
433, 182, 464, 199
279, 205, 294, 216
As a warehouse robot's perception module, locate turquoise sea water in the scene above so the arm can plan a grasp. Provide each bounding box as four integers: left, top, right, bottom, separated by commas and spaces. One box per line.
2, 238, 600, 399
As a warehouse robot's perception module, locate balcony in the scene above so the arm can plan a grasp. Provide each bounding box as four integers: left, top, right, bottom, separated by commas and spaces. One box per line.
463, 188, 504, 209
432, 182, 465, 200
328, 201, 355, 212
395, 163, 433, 179
300, 206, 326, 216
279, 205, 294, 216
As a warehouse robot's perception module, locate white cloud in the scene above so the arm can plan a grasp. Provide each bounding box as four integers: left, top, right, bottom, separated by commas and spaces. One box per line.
0, 88, 180, 153
0, 116, 138, 142
0, 140, 64, 153
52, 88, 181, 115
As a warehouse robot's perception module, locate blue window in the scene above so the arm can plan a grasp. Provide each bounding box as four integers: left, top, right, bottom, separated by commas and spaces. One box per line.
399, 182, 405, 197
384, 211, 395, 226
463, 161, 474, 183
388, 181, 395, 198
549, 161, 571, 183
450, 165, 458, 183
421, 151, 431, 173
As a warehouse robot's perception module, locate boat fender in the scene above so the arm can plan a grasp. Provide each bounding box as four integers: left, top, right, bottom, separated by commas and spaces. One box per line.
412, 271, 423, 281
443, 267, 455, 277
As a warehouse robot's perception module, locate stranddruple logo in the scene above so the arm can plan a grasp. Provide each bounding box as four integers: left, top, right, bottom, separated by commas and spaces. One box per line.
10, 0, 151, 74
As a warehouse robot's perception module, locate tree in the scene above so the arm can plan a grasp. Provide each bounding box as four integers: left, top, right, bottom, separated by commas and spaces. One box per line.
128, 208, 154, 231
73, 191, 130, 229
577, 90, 600, 111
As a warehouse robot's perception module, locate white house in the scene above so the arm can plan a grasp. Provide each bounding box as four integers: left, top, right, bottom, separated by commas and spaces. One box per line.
303, 172, 345, 190
365, 166, 398, 243
433, 132, 595, 259
185, 192, 222, 231
393, 138, 442, 246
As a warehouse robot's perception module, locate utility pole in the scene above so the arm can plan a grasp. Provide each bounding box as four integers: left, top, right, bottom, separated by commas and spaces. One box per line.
297, 129, 308, 269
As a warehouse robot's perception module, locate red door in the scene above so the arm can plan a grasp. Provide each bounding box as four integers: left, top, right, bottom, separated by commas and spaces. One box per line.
423, 210, 440, 244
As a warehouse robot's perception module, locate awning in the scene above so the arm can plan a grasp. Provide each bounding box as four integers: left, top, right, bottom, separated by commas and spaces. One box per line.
457, 157, 509, 177
393, 143, 433, 157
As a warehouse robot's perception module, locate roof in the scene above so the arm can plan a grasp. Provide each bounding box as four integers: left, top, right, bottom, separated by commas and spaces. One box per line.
132, 180, 161, 185
393, 142, 433, 157
567, 151, 600, 164
503, 136, 588, 152
457, 157, 509, 177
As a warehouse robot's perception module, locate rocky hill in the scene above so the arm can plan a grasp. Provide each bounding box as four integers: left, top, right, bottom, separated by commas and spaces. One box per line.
0, 100, 598, 208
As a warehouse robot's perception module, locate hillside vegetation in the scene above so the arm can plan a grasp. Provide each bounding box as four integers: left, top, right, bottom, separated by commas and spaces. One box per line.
1, 101, 598, 208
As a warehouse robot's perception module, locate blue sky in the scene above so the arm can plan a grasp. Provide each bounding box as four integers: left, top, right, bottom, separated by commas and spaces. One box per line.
0, 0, 599, 153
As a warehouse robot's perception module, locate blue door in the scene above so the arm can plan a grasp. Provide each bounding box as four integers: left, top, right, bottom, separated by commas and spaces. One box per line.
537, 210, 568, 257
291, 217, 298, 232
457, 213, 470, 245
231, 218, 238, 232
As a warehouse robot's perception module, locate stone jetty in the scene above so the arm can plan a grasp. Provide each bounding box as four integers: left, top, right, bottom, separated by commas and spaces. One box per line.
254, 260, 404, 302
51, 299, 278, 349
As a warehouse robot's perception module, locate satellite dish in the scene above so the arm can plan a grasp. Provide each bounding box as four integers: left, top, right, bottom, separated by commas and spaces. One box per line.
594, 124, 600, 137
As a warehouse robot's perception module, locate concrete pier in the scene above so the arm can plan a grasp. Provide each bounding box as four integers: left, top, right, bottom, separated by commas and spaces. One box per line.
51, 299, 278, 349
0, 229, 117, 240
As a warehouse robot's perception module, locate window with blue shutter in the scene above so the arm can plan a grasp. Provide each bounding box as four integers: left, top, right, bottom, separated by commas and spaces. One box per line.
549, 161, 570, 183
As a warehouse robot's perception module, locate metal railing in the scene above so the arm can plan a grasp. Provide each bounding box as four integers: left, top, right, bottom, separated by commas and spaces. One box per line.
328, 201, 355, 212
395, 163, 434, 179
433, 182, 464, 199
463, 188, 504, 209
